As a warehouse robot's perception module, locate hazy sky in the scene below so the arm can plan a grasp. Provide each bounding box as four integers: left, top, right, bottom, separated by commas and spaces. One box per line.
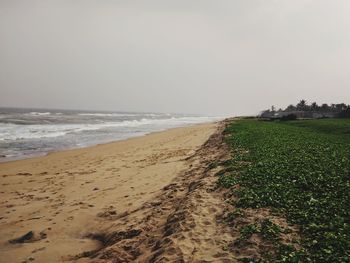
1, 1, 350, 116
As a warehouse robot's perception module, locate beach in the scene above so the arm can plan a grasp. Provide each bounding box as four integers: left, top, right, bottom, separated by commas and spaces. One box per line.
0, 121, 233, 263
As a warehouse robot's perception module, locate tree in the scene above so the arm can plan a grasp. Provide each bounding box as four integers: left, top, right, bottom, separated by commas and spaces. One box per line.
310, 102, 319, 111
296, 99, 307, 111
335, 103, 347, 112
331, 104, 337, 112
321, 103, 329, 111
285, 104, 296, 111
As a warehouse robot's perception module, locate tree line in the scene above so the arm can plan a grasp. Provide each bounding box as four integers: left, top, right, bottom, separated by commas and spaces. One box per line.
264, 100, 350, 118
283, 100, 349, 113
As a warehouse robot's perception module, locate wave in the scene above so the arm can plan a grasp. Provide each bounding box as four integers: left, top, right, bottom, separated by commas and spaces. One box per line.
0, 116, 220, 141
26, 112, 52, 116
78, 113, 140, 117
77, 112, 167, 118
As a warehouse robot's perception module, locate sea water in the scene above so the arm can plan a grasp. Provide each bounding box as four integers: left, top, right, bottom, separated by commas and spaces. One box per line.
0, 107, 220, 162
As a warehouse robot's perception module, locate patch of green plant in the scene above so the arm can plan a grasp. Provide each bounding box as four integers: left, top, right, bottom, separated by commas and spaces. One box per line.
220, 119, 350, 262
260, 219, 281, 240
225, 208, 244, 224
275, 244, 309, 263
240, 224, 259, 239
238, 219, 282, 241
218, 173, 239, 188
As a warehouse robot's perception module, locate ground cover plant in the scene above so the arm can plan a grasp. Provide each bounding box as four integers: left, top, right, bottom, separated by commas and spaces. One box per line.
220, 118, 350, 262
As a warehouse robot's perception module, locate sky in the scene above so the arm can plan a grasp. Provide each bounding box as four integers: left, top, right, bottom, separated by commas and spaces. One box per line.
1, 0, 350, 116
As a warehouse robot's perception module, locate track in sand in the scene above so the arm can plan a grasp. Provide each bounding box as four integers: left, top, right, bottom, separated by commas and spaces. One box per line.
0, 121, 235, 263
73, 121, 234, 263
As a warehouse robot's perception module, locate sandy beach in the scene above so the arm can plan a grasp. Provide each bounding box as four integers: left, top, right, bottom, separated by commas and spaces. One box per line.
0, 122, 234, 263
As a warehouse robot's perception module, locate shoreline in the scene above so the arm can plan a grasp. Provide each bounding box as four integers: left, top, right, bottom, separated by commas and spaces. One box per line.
0, 121, 219, 263
0, 121, 220, 164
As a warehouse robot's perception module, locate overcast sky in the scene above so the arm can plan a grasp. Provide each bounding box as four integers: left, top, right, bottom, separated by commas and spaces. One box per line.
1, 1, 350, 116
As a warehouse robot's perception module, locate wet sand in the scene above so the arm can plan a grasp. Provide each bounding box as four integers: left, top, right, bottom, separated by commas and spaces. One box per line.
0, 122, 235, 263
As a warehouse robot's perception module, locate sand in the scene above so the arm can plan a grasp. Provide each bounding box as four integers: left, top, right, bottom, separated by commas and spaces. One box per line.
0, 122, 236, 263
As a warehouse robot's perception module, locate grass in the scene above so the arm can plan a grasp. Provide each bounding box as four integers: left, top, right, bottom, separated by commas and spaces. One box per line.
219, 118, 350, 262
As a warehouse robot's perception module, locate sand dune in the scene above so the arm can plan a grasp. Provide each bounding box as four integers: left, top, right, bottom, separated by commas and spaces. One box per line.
0, 122, 234, 263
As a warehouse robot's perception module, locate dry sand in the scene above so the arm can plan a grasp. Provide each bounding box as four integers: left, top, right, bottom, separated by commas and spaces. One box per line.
0, 122, 235, 263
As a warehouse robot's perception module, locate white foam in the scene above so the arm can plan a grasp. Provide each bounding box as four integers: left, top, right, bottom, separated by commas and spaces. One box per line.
27, 112, 52, 116
0, 116, 220, 141
78, 113, 139, 117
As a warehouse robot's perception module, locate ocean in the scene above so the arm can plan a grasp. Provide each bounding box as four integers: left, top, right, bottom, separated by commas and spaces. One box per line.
0, 107, 220, 162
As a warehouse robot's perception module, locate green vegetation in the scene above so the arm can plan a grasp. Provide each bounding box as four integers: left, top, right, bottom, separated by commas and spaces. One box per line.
220, 118, 350, 262
238, 219, 281, 241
